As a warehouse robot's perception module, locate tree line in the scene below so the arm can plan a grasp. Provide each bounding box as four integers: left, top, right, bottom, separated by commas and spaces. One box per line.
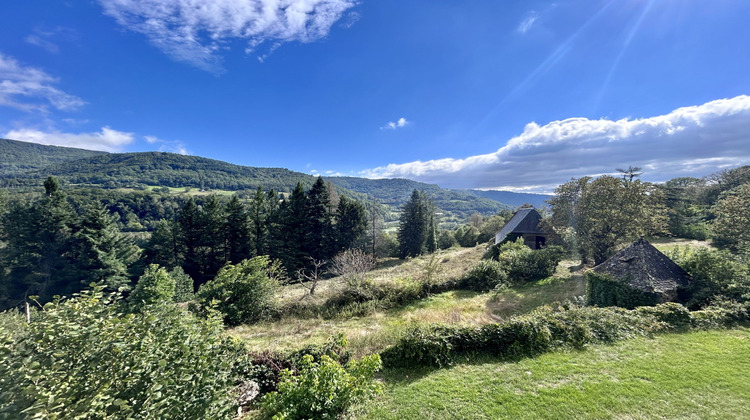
0, 176, 368, 309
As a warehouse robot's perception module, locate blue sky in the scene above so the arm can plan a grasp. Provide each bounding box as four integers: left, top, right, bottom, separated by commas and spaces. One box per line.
1, 0, 749, 192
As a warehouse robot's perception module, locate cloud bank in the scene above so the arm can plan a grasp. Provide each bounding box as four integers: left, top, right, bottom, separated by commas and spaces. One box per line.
98, 0, 358, 71
0, 52, 85, 112
362, 96, 750, 192
5, 127, 135, 152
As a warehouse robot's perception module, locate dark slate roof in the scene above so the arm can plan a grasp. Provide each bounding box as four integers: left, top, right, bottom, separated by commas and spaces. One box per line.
494, 208, 545, 243
592, 238, 691, 296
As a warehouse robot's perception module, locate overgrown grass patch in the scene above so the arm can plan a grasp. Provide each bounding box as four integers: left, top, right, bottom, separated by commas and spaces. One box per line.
352, 328, 750, 419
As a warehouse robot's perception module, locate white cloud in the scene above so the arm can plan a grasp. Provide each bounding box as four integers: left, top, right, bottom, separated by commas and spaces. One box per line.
98, 0, 358, 72
381, 117, 409, 130
144, 135, 189, 154
517, 12, 538, 34
4, 127, 135, 152
361, 96, 750, 193
0, 52, 85, 112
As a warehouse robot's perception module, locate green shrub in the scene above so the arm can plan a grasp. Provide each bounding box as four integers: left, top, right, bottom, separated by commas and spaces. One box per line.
485, 239, 564, 284
0, 287, 238, 419
128, 264, 175, 309
463, 260, 509, 291
170, 266, 194, 303
260, 354, 382, 420
635, 302, 692, 329
586, 271, 660, 309
381, 304, 672, 368
196, 256, 283, 326
668, 247, 750, 308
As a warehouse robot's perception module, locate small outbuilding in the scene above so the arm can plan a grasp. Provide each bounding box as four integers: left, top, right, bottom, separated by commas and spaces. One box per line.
494, 207, 548, 249
589, 238, 691, 307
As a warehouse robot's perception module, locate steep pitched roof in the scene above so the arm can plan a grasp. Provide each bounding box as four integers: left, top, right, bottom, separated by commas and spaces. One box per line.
494, 208, 545, 244
592, 238, 691, 297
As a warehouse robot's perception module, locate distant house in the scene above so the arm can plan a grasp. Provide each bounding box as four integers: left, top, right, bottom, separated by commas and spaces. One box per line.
494, 207, 548, 249
591, 238, 691, 304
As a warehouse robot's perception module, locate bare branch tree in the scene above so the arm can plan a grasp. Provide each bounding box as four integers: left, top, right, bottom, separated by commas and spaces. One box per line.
295, 258, 327, 297
330, 248, 375, 281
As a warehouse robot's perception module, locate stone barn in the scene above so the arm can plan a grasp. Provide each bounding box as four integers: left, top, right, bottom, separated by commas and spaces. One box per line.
494, 207, 548, 249
590, 238, 691, 306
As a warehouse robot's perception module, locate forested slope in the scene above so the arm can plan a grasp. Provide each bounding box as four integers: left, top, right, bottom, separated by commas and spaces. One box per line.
0, 138, 107, 176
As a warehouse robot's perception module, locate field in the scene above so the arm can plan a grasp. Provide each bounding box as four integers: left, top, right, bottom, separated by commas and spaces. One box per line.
230, 244, 586, 357
351, 328, 750, 419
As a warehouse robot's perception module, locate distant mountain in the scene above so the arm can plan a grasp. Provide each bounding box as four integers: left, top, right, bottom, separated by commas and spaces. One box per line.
0, 140, 512, 225
329, 177, 512, 224
467, 189, 552, 208
0, 138, 107, 176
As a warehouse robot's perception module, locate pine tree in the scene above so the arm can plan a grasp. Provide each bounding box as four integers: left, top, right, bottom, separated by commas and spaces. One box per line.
177, 198, 203, 284
249, 187, 269, 256
70, 204, 140, 292
224, 195, 252, 264
306, 177, 334, 261
335, 195, 367, 253
397, 190, 433, 258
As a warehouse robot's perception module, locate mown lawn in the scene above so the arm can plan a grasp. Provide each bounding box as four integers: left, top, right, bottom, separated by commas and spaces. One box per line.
351, 328, 750, 419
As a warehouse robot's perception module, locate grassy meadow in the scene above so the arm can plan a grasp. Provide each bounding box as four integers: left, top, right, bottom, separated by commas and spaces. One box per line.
350, 328, 750, 419
230, 244, 587, 357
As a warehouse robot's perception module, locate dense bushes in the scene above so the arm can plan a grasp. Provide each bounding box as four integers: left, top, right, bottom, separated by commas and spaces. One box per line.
466, 239, 563, 291
196, 256, 284, 326
260, 354, 382, 419
586, 271, 661, 309
667, 247, 750, 309
463, 260, 508, 291
380, 303, 728, 368
0, 287, 239, 419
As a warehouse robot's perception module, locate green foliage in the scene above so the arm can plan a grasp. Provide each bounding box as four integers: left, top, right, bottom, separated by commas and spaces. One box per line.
712, 182, 750, 252
667, 247, 750, 309
380, 304, 679, 368
128, 265, 176, 309
454, 225, 480, 247
484, 239, 564, 284
398, 190, 434, 258
549, 175, 668, 264
260, 353, 382, 420
0, 286, 238, 419
0, 138, 105, 176
585, 271, 660, 309
170, 266, 194, 303
463, 260, 509, 291
196, 256, 283, 326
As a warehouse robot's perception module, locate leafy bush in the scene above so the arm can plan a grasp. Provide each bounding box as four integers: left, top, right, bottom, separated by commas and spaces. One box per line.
260, 354, 382, 420
463, 260, 509, 291
0, 287, 238, 419
170, 266, 194, 303
128, 264, 175, 309
483, 239, 564, 284
381, 304, 672, 368
586, 271, 661, 309
668, 247, 750, 308
196, 256, 283, 326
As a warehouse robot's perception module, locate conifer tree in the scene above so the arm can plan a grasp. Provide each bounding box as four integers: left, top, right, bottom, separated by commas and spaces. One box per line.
70, 204, 140, 292
397, 190, 434, 258
335, 195, 367, 253
224, 195, 253, 264
306, 177, 333, 261
249, 187, 269, 256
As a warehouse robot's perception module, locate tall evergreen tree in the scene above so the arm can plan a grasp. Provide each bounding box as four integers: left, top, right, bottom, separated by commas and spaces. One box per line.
224, 195, 252, 264
143, 219, 181, 269
273, 183, 309, 273
199, 195, 226, 280
69, 204, 140, 292
177, 198, 203, 284
0, 178, 78, 307
249, 187, 269, 256
306, 176, 333, 261
397, 190, 433, 259
334, 195, 367, 253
